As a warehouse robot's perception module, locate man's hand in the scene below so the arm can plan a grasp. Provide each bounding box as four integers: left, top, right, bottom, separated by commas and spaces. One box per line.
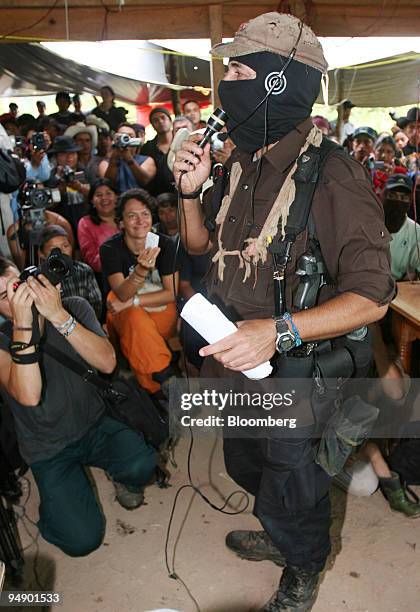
199, 319, 277, 371
25, 275, 67, 325
173, 134, 211, 194
120, 148, 134, 163
8, 278, 34, 328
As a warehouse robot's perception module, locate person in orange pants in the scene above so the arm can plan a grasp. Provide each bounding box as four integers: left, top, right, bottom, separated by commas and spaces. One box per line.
107, 291, 177, 393
99, 188, 179, 394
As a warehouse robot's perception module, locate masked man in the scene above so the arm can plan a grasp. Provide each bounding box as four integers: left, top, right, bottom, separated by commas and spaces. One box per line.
174, 13, 394, 612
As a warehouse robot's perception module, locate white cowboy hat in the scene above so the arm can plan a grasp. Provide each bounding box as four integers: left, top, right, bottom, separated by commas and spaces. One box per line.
85, 114, 111, 132
64, 122, 98, 149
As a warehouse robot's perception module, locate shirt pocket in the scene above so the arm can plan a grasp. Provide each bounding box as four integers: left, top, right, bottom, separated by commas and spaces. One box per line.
226, 263, 273, 315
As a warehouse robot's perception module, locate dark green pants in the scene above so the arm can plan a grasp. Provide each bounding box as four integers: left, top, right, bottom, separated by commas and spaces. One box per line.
31, 415, 156, 557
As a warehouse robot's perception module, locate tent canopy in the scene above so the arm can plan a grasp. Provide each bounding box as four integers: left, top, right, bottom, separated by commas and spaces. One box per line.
323, 52, 420, 107
0, 42, 211, 106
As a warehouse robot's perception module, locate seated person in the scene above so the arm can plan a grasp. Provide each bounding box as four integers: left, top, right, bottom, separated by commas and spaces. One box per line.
99, 124, 156, 193
6, 184, 74, 269
382, 174, 420, 280
334, 441, 420, 517
373, 135, 407, 194
351, 126, 377, 170
154, 192, 179, 241
39, 225, 103, 320
47, 135, 90, 238
77, 179, 120, 273
100, 188, 178, 395
369, 173, 419, 401
64, 123, 99, 184
0, 256, 156, 556
22, 128, 52, 183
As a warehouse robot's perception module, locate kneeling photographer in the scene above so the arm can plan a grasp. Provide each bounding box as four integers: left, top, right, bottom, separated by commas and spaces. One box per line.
0, 255, 156, 557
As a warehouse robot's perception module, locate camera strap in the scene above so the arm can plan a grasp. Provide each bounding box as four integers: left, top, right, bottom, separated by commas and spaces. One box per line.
41, 341, 121, 397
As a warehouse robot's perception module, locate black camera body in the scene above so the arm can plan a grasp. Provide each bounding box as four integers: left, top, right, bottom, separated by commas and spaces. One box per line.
61, 165, 85, 184
30, 133, 46, 151
18, 179, 60, 211
113, 133, 142, 150
18, 248, 73, 287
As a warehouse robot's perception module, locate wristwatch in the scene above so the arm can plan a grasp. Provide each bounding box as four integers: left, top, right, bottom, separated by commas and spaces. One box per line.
273, 316, 296, 354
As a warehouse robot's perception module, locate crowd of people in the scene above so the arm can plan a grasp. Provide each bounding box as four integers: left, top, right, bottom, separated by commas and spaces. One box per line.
0, 12, 419, 609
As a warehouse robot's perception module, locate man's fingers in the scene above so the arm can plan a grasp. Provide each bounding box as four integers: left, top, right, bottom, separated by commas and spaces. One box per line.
7, 277, 20, 300
181, 138, 204, 157
177, 150, 201, 167
199, 331, 238, 357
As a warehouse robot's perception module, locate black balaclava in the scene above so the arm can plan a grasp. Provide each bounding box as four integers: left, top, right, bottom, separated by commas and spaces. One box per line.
383, 195, 410, 234
218, 51, 322, 154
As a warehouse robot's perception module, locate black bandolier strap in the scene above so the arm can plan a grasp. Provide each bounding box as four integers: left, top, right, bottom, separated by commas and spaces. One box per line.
268, 137, 344, 317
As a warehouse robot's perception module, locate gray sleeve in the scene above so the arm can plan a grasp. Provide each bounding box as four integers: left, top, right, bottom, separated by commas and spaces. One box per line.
63, 297, 106, 337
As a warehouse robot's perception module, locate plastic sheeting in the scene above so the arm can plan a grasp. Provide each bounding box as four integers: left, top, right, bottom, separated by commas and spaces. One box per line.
0, 41, 210, 105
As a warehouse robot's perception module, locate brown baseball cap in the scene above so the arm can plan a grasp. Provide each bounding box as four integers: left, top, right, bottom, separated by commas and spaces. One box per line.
211, 12, 328, 74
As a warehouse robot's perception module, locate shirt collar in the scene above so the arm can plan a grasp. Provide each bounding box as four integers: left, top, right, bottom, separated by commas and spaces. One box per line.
230, 117, 315, 173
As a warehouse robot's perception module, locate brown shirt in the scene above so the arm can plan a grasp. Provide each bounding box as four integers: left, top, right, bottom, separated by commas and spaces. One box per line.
204, 117, 394, 321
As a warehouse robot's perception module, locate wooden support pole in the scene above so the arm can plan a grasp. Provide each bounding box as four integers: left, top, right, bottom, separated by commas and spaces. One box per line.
209, 4, 225, 109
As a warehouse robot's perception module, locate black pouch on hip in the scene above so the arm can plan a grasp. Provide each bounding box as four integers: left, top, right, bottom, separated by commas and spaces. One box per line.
315, 395, 379, 477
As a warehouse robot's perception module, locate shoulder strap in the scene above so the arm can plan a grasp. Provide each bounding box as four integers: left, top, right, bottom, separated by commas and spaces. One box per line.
41, 342, 112, 393
269, 137, 343, 316
283, 137, 343, 240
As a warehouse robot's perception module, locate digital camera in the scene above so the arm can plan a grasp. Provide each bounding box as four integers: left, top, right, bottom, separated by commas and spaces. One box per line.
17, 248, 74, 287
113, 133, 142, 149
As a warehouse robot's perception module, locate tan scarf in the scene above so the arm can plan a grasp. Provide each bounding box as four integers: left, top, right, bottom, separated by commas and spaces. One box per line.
212, 125, 323, 283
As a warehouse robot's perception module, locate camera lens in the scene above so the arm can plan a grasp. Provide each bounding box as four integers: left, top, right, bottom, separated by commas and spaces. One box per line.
48, 256, 69, 277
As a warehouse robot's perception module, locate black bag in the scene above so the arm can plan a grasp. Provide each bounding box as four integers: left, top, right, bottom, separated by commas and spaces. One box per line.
102, 377, 169, 450
388, 438, 420, 485
0, 150, 26, 194
42, 342, 169, 450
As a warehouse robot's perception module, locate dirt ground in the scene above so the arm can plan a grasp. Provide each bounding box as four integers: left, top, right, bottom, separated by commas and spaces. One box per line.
5, 434, 420, 612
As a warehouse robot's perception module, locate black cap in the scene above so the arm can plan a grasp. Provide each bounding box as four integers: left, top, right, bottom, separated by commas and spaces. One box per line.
385, 173, 413, 192
48, 135, 82, 154
342, 99, 355, 109
353, 126, 378, 141
149, 107, 172, 123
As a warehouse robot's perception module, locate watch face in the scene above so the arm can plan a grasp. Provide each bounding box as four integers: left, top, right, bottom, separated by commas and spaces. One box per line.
276, 330, 295, 353
280, 336, 295, 350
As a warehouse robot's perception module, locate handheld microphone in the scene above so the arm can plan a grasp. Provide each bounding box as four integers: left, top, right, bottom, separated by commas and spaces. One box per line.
197, 108, 227, 148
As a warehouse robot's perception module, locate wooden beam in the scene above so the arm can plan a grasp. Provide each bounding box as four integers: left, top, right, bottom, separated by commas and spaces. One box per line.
209, 4, 224, 108
0, 3, 419, 41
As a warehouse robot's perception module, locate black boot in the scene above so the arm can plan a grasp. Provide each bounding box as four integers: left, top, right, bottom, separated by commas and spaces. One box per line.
225, 530, 285, 566
259, 566, 320, 612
